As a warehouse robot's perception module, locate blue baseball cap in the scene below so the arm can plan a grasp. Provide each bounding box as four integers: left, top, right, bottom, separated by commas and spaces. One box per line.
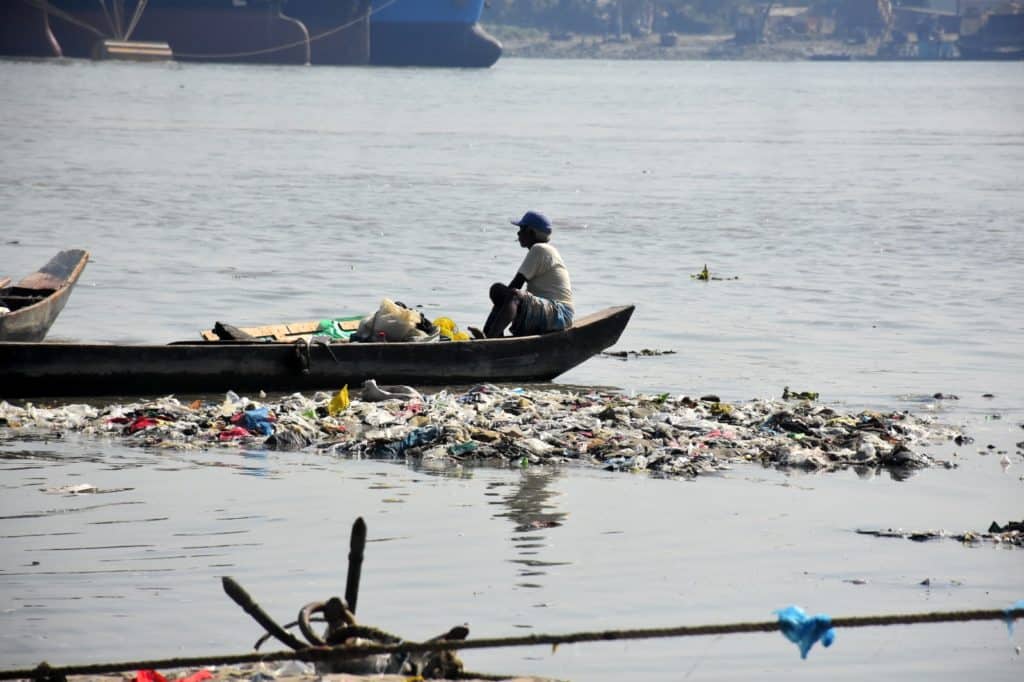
511, 211, 552, 235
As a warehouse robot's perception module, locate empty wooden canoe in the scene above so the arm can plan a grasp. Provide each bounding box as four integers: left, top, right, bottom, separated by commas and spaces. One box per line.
0, 249, 89, 342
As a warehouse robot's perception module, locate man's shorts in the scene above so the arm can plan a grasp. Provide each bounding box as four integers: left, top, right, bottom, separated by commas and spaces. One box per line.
510, 291, 574, 336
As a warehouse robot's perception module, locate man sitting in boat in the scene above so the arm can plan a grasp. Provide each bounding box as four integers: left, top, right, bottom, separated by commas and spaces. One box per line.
481, 211, 574, 338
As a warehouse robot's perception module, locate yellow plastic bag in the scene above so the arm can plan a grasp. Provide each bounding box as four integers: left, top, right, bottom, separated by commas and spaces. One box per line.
433, 316, 470, 342
328, 385, 350, 416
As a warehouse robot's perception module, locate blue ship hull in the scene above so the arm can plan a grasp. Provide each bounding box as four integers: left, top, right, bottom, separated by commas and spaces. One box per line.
1, 0, 371, 64
369, 0, 501, 67
0, 0, 501, 67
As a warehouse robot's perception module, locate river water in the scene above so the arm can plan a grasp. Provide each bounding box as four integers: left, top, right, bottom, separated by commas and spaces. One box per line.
0, 57, 1022, 680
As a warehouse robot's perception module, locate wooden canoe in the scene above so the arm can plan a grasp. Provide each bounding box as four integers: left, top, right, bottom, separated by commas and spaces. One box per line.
0, 305, 634, 399
0, 249, 90, 342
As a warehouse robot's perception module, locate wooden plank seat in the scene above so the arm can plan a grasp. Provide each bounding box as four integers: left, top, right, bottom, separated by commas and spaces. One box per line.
201, 318, 361, 342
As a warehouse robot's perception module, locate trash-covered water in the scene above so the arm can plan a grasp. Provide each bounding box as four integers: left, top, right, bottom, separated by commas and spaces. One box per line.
0, 385, 974, 478
1, 58, 1023, 680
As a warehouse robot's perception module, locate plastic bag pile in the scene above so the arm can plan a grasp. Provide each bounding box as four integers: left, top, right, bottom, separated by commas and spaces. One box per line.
350, 299, 471, 343
0, 385, 966, 479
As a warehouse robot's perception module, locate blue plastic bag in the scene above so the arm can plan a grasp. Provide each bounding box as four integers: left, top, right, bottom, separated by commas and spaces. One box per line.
375, 425, 441, 458
775, 605, 836, 659
1004, 599, 1024, 635
239, 406, 275, 436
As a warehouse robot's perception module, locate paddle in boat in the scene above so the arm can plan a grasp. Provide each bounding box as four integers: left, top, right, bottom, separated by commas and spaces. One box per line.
0, 305, 634, 399
0, 249, 89, 342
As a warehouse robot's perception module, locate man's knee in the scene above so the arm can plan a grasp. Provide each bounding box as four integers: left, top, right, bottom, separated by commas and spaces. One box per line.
489, 282, 511, 304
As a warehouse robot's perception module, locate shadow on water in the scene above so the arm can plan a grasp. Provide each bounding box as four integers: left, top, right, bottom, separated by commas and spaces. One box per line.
0, 448, 103, 465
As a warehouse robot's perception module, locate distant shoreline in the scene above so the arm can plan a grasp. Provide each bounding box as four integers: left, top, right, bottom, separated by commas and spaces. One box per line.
490, 29, 898, 62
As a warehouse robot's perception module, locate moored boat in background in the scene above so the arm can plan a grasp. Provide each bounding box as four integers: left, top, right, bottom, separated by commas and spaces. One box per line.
0, 249, 89, 342
1, 0, 372, 65
0, 0, 502, 67
369, 0, 501, 67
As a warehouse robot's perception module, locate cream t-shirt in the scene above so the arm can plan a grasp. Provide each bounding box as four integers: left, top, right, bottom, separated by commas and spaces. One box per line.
518, 243, 573, 309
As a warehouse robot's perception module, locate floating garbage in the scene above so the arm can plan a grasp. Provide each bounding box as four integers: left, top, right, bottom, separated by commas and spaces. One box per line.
43, 483, 98, 495
856, 523, 1023, 547
774, 605, 835, 659
690, 264, 739, 281
0, 385, 967, 479
135, 670, 212, 682
602, 348, 677, 359
782, 387, 819, 401
361, 378, 423, 403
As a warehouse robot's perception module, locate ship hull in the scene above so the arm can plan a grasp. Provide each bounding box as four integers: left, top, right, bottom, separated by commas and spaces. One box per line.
1, 0, 500, 67
0, 0, 370, 65
369, 21, 501, 68
367, 0, 501, 68
0, 2, 62, 58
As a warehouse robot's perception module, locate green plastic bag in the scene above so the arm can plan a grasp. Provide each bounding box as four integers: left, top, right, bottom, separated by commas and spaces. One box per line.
316, 315, 363, 340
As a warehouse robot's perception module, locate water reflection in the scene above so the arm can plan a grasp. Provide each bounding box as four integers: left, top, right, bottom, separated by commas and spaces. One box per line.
489, 469, 571, 593
236, 450, 271, 478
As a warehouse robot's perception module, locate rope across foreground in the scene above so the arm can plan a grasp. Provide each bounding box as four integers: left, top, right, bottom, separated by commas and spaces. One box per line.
2, 606, 1020, 680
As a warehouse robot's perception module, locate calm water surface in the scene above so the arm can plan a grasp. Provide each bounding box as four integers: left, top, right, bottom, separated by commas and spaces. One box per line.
1, 57, 1022, 680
